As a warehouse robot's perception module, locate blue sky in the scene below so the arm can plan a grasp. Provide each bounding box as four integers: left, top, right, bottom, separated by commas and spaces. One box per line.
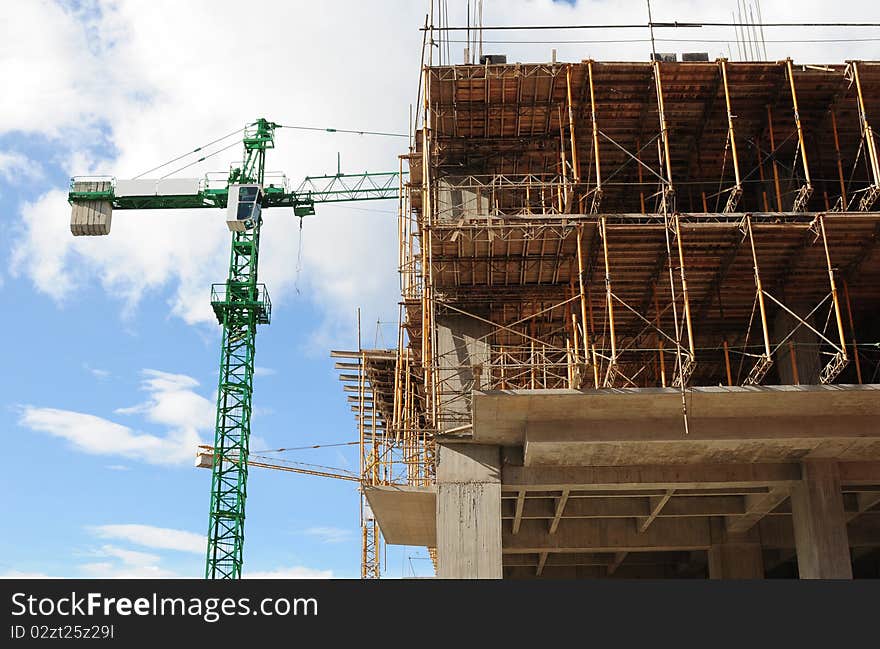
3, 0, 877, 579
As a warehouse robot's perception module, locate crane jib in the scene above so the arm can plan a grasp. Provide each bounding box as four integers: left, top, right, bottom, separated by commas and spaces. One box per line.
67, 171, 407, 234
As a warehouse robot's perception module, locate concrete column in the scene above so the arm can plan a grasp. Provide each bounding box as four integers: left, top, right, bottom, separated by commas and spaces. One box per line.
436, 443, 502, 579
436, 315, 491, 431
708, 543, 765, 579
791, 460, 852, 579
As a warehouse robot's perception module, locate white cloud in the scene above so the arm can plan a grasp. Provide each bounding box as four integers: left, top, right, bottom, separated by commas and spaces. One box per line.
94, 544, 161, 567
19, 367, 212, 465
79, 561, 178, 579
9, 190, 78, 302
244, 566, 334, 579
303, 526, 354, 544
89, 524, 205, 554
0, 151, 42, 182
84, 363, 111, 379
253, 366, 277, 377
105, 464, 129, 471
19, 406, 199, 466
115, 369, 214, 431
0, 570, 60, 579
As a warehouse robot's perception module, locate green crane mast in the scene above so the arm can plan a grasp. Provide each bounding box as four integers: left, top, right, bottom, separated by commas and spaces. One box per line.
204, 118, 271, 580
68, 118, 403, 579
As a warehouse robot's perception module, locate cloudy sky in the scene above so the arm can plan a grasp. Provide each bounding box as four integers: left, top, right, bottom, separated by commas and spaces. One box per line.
2, 1, 877, 579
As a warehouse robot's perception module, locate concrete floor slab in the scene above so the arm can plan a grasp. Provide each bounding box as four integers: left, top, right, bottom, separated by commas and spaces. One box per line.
472, 384, 880, 465
364, 485, 436, 547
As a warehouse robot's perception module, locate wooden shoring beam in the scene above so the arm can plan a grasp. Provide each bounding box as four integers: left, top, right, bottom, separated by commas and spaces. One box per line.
587, 60, 603, 213
655, 289, 667, 387
549, 489, 570, 535
614, 68, 659, 211
536, 551, 549, 576
513, 490, 526, 535
816, 215, 849, 383
842, 280, 863, 384
756, 143, 771, 211
720, 59, 743, 213
638, 489, 674, 534
672, 213, 696, 363
557, 105, 568, 213
637, 136, 646, 213
850, 61, 880, 210
607, 552, 628, 576
683, 62, 724, 211
659, 214, 694, 388
767, 104, 784, 211
726, 486, 790, 534
785, 59, 813, 211
599, 216, 618, 386
653, 60, 675, 210
575, 225, 596, 387
566, 64, 580, 185
847, 492, 880, 522
743, 215, 774, 385
830, 109, 849, 210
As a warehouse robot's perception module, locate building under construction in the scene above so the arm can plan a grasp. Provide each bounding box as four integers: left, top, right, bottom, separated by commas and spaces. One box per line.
336, 55, 880, 579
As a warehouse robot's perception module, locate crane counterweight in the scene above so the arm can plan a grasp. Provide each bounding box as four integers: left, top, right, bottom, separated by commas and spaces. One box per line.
69, 180, 112, 235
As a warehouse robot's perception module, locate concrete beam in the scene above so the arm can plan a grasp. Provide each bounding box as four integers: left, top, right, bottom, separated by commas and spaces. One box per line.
502, 463, 802, 492
839, 461, 880, 485
474, 385, 880, 445
791, 460, 853, 579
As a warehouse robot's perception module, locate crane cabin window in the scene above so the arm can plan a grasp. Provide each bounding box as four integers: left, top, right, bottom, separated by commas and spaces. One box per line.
237, 186, 262, 224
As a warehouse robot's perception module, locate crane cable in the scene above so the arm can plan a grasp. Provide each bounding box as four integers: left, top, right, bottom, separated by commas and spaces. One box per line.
294, 215, 304, 295
130, 121, 405, 182
278, 124, 408, 138
132, 125, 245, 179
253, 441, 360, 454
158, 139, 243, 179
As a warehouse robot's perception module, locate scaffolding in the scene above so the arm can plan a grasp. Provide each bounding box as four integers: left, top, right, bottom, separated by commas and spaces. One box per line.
338, 57, 880, 578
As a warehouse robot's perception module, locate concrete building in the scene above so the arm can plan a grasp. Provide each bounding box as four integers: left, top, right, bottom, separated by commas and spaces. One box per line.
343, 59, 880, 579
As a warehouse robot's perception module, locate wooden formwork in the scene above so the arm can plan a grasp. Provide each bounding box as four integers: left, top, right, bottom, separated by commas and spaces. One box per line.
404, 59, 880, 432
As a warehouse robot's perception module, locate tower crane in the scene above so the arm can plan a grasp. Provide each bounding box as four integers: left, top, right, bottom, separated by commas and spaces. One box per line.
68, 118, 403, 579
